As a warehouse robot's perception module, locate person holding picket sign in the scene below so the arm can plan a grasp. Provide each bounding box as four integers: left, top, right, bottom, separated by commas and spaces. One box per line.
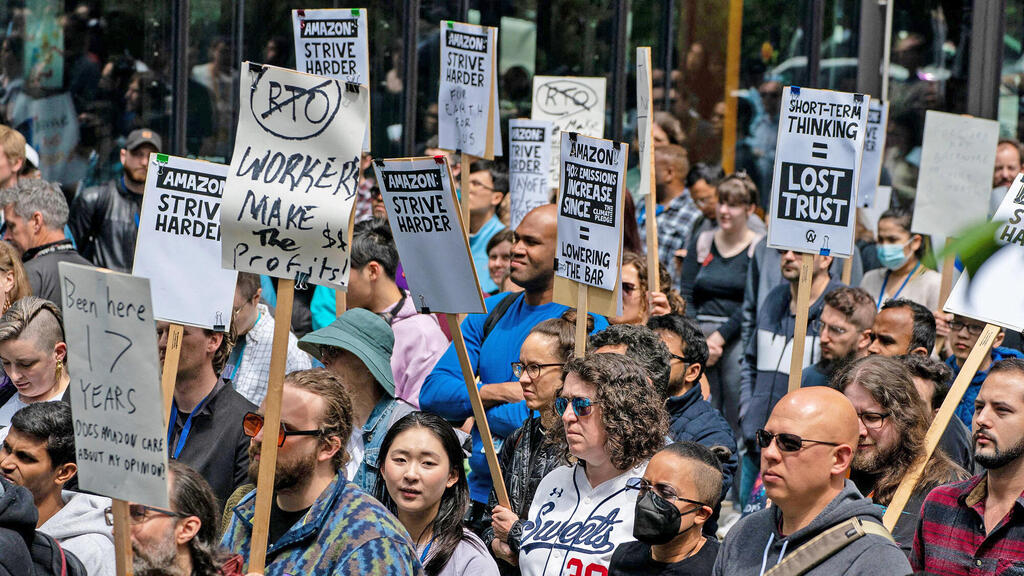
610, 252, 685, 326
859, 208, 940, 314
375, 412, 499, 576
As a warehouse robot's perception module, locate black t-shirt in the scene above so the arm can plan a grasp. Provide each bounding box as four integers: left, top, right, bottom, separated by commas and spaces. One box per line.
609, 537, 720, 576
268, 498, 311, 546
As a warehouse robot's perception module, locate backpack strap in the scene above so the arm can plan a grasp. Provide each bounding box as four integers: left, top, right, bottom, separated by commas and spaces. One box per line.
695, 230, 715, 264
482, 292, 522, 342
764, 517, 895, 576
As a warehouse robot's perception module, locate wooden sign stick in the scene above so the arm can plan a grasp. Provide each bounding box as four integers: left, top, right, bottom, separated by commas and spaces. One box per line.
841, 257, 853, 285
112, 499, 133, 576
787, 253, 814, 392
639, 47, 660, 294
335, 207, 358, 315
575, 282, 589, 358
883, 323, 999, 530
160, 323, 184, 422
461, 153, 474, 229
933, 237, 957, 355
246, 279, 296, 573
444, 314, 510, 508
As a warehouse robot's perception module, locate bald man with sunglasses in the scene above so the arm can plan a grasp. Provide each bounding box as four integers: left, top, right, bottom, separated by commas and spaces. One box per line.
713, 387, 911, 575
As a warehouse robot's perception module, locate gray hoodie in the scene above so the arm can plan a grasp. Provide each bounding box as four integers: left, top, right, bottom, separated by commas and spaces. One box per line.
712, 481, 911, 576
40, 491, 115, 576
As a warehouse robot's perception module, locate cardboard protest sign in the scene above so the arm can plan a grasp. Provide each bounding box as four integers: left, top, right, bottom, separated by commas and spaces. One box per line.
438, 21, 501, 159
222, 62, 368, 288
133, 155, 237, 330
555, 132, 627, 292
508, 119, 553, 229
59, 262, 169, 508
767, 86, 868, 258
912, 111, 999, 236
857, 99, 888, 209
292, 8, 371, 151
532, 75, 607, 187
374, 157, 486, 314
944, 176, 1024, 332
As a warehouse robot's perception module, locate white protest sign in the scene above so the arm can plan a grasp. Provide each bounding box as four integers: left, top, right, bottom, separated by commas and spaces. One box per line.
858, 99, 888, 209
911, 111, 999, 236
222, 62, 368, 288
945, 176, 1024, 332
556, 132, 627, 291
133, 154, 237, 329
508, 119, 553, 229
532, 75, 607, 187
768, 86, 868, 258
636, 48, 655, 204
292, 8, 371, 151
438, 21, 501, 159
59, 262, 169, 508
374, 157, 486, 314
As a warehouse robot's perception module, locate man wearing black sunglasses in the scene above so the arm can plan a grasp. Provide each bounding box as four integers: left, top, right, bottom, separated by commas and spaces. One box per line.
714, 387, 911, 575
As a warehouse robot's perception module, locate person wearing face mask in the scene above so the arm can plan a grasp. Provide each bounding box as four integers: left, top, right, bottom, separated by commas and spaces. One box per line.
858, 208, 940, 314
609, 442, 724, 576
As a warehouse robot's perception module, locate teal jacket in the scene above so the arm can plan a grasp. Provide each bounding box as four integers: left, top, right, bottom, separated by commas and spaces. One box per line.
221, 472, 421, 575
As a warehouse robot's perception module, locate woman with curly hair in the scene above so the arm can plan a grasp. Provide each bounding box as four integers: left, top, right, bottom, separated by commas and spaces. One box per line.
610, 252, 686, 326
518, 353, 669, 576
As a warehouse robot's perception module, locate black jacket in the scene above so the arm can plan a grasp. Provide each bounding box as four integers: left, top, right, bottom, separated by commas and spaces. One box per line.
69, 177, 141, 273
22, 240, 93, 304
0, 477, 34, 575
666, 384, 738, 499
483, 416, 562, 575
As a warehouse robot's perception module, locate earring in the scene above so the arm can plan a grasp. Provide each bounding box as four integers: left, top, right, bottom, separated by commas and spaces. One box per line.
55, 358, 64, 382
2, 292, 11, 314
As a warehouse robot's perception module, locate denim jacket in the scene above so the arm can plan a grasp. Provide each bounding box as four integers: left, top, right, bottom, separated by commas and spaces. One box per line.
352, 396, 416, 494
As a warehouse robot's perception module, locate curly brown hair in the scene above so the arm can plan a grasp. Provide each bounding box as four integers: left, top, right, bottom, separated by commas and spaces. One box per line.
622, 252, 686, 315
548, 353, 669, 471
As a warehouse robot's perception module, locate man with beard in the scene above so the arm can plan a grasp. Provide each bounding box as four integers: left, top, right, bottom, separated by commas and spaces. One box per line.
865, 298, 935, 357
833, 356, 968, 553
128, 461, 243, 576
801, 287, 875, 387
222, 368, 418, 574
636, 144, 700, 284
420, 204, 608, 533
913, 358, 1024, 573
69, 128, 161, 272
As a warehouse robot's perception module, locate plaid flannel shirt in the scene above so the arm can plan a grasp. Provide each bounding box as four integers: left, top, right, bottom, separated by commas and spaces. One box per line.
637, 191, 701, 288
912, 474, 1024, 575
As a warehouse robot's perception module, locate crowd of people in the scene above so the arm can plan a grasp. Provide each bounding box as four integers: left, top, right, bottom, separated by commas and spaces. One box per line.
0, 98, 1022, 576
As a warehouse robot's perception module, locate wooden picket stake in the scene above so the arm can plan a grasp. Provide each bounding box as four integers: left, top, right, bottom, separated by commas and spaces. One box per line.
841, 257, 853, 285
721, 0, 743, 173
933, 238, 957, 355
246, 280, 296, 573
160, 323, 184, 423
638, 46, 660, 294
335, 207, 358, 315
461, 153, 474, 229
112, 498, 134, 576
575, 282, 590, 358
882, 323, 1000, 531
787, 253, 814, 392
445, 314, 511, 508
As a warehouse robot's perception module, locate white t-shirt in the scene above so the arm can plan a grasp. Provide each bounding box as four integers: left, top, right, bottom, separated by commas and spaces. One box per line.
345, 429, 365, 482
519, 461, 647, 576
0, 393, 62, 444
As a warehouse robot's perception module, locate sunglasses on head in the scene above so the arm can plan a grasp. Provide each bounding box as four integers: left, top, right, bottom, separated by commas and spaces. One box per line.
755, 429, 840, 452
242, 412, 322, 447
554, 396, 599, 417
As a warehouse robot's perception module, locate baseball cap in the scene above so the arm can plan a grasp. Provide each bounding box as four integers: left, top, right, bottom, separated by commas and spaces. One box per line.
125, 128, 162, 152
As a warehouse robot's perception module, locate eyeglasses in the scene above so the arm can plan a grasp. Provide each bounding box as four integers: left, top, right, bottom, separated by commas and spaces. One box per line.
669, 353, 688, 364
812, 319, 849, 336
692, 196, 715, 208
511, 361, 564, 379
242, 412, 322, 447
626, 477, 708, 508
755, 429, 841, 452
949, 320, 984, 336
470, 179, 496, 191
857, 411, 890, 430
104, 504, 187, 527
554, 397, 599, 417
622, 282, 638, 295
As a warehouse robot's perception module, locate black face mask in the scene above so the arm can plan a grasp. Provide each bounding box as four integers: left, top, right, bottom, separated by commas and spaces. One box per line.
632, 489, 702, 545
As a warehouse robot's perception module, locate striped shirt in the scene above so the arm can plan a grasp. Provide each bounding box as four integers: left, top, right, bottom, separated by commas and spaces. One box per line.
911, 474, 1024, 575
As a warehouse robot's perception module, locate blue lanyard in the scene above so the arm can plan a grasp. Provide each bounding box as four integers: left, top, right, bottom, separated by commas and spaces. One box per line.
167, 393, 213, 459
223, 312, 258, 381
876, 261, 921, 309
419, 538, 434, 563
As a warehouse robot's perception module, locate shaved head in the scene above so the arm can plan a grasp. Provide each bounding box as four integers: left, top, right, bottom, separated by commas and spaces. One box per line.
524, 203, 557, 228
773, 387, 859, 447
510, 204, 558, 294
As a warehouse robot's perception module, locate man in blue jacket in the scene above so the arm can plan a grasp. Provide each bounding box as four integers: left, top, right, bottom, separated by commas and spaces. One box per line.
419, 204, 608, 534
947, 313, 1024, 429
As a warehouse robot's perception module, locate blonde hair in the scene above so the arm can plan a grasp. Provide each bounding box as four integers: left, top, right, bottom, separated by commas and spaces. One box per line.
0, 241, 31, 306
0, 125, 25, 168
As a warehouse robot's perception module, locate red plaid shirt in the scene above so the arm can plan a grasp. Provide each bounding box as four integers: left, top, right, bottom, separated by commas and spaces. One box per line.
912, 474, 1024, 575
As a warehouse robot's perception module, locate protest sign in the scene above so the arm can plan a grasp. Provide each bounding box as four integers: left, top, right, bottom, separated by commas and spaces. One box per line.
221, 62, 368, 289
374, 156, 486, 314
555, 132, 627, 292
911, 111, 999, 236
508, 119, 553, 229
59, 262, 169, 508
133, 154, 237, 330
532, 75, 607, 187
768, 86, 868, 258
636, 47, 659, 291
438, 21, 501, 159
9, 92, 81, 185
292, 8, 371, 151
857, 99, 888, 209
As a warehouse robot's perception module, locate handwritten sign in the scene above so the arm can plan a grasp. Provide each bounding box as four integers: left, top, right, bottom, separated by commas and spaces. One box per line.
59, 262, 169, 508
912, 110, 999, 236
556, 133, 627, 291
221, 63, 368, 288
509, 119, 553, 229
531, 76, 607, 187
945, 176, 1024, 332
636, 49, 655, 204
438, 21, 501, 159
857, 99, 888, 209
768, 86, 868, 258
374, 157, 485, 314
133, 154, 237, 329
292, 8, 371, 151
